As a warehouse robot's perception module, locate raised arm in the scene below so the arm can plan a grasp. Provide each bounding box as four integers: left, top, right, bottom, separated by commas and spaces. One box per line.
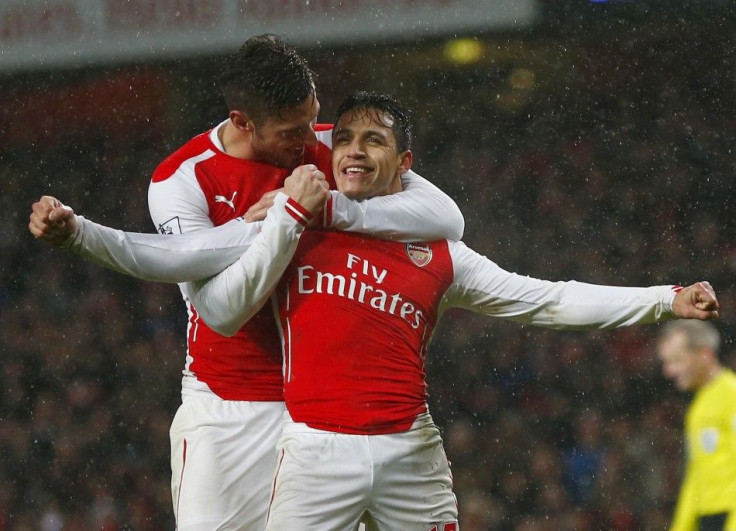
28, 167, 328, 285
443, 241, 718, 327
66, 216, 256, 282
328, 170, 464, 242
30, 195, 257, 283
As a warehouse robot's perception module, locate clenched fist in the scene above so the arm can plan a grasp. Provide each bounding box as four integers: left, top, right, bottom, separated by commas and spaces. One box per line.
283, 164, 330, 217
29, 196, 77, 246
672, 281, 719, 321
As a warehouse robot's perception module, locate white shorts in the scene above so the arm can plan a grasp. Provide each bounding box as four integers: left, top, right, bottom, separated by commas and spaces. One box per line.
170, 395, 286, 531
266, 411, 458, 531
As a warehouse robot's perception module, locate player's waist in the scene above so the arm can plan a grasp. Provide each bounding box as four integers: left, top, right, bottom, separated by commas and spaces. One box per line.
184, 340, 283, 400
181, 375, 284, 401
286, 401, 429, 435
282, 408, 435, 436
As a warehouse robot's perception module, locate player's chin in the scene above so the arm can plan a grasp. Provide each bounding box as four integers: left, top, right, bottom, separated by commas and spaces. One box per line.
284, 157, 304, 171
282, 152, 306, 170
339, 184, 370, 200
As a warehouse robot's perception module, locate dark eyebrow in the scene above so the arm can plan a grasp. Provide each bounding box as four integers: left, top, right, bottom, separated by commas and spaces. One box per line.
282, 124, 310, 134
367, 128, 387, 136
363, 128, 390, 140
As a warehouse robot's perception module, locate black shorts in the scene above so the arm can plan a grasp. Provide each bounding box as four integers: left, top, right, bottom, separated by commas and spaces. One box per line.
699, 513, 727, 531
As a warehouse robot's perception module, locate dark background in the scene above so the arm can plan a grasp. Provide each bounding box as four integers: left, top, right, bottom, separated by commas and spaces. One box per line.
2, 2, 735, 529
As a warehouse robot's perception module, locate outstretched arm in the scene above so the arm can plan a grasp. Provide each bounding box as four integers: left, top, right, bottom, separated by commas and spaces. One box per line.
443, 241, 719, 327
27, 167, 329, 284
30, 196, 257, 282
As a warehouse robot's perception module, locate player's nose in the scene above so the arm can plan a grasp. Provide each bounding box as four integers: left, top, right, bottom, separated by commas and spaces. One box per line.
346, 139, 366, 157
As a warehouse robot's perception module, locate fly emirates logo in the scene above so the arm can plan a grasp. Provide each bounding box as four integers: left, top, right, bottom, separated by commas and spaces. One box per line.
295, 253, 425, 330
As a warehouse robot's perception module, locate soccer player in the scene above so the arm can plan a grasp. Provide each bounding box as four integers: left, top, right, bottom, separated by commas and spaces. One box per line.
30, 92, 720, 529
153, 38, 464, 531
656, 321, 736, 531
31, 37, 464, 531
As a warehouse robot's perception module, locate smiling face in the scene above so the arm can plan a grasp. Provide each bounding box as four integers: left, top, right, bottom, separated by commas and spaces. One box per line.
331, 107, 412, 200
249, 93, 320, 170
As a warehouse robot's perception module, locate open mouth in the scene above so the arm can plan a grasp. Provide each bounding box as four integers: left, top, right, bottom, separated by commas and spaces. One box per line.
342, 166, 372, 176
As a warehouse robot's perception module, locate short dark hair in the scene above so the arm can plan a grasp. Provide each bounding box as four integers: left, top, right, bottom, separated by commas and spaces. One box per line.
335, 91, 414, 152
220, 34, 317, 123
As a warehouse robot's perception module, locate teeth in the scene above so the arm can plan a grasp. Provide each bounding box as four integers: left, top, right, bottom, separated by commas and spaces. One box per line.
345, 167, 369, 173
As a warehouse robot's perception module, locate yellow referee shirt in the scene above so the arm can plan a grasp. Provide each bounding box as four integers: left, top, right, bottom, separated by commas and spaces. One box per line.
671, 369, 736, 531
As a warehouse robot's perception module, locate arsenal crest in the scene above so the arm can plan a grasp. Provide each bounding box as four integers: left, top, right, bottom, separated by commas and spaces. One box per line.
405, 243, 433, 267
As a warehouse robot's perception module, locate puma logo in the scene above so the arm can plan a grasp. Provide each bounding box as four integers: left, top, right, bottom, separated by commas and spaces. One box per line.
214, 191, 237, 211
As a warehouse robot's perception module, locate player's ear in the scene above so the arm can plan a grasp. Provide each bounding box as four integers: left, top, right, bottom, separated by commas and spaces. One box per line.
398, 150, 413, 173
229, 110, 255, 132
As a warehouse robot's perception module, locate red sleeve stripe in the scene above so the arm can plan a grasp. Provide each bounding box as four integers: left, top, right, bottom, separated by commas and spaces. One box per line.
672, 285, 683, 293
285, 198, 313, 227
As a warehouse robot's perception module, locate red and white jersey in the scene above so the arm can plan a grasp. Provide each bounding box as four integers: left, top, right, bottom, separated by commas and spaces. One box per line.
272, 232, 681, 435
275, 231, 455, 435
66, 193, 678, 429
148, 121, 334, 400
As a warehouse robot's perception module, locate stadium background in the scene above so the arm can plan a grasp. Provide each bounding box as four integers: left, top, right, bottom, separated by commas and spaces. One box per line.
1, 1, 735, 529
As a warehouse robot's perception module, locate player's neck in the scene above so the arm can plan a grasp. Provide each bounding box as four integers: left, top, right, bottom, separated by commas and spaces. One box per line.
219, 121, 255, 159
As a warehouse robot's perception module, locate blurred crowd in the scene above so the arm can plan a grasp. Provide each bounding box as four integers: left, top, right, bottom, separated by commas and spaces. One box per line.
2, 21, 734, 531
420, 23, 736, 530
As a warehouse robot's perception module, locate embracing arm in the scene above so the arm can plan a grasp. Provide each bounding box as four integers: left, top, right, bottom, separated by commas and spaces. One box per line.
328, 170, 464, 242
182, 193, 308, 336
442, 241, 718, 327
180, 167, 329, 336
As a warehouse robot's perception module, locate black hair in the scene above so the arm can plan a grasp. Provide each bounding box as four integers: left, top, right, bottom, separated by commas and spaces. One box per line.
219, 34, 317, 123
335, 91, 414, 152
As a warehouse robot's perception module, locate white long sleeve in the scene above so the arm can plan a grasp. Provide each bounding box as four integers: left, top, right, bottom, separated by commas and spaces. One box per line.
65, 216, 256, 283
329, 170, 464, 241
62, 170, 462, 282
181, 193, 306, 337
63, 193, 304, 337
445, 241, 677, 328
64, 216, 257, 282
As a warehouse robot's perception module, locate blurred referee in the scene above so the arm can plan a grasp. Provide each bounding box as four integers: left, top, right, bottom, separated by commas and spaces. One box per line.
658, 320, 736, 531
